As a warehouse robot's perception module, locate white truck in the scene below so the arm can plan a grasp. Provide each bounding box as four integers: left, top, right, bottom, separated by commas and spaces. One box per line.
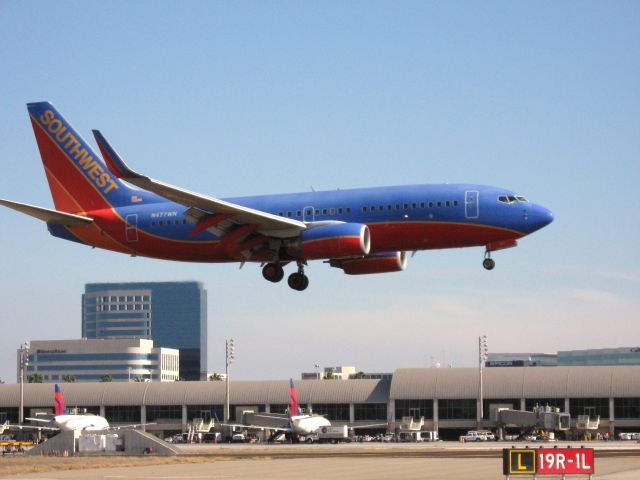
305, 425, 351, 443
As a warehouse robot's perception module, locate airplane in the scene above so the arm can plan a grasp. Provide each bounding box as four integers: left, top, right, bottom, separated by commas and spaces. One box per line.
21, 384, 150, 432
0, 102, 554, 291
225, 379, 384, 440
224, 379, 331, 438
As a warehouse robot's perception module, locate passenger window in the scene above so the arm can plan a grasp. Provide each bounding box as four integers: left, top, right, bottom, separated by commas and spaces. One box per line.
296, 211, 301, 216
362, 206, 367, 212
437, 202, 442, 207
330, 208, 335, 215
396, 204, 400, 210
323, 209, 327, 215
151, 222, 156, 226
346, 208, 351, 213
371, 206, 376, 211
306, 209, 312, 216
453, 201, 458, 207
287, 212, 292, 217
159, 221, 164, 226
403, 203, 408, 209
446, 201, 450, 207
429, 202, 433, 208
315, 209, 320, 215
338, 208, 343, 214
420, 202, 425, 208
387, 205, 392, 210
379, 205, 384, 211
412, 203, 416, 209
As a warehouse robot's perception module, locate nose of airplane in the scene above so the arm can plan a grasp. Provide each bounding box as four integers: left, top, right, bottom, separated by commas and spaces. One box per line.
528, 204, 554, 232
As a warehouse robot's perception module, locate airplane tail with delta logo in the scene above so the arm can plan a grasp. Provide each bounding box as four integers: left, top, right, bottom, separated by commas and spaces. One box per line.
54, 384, 65, 416
289, 379, 301, 417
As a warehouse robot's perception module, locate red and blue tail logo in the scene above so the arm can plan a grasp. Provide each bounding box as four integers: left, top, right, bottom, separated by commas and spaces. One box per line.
54, 383, 64, 416
289, 379, 301, 416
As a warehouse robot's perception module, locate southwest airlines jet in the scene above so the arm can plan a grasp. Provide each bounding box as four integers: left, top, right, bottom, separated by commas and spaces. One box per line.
0, 102, 553, 291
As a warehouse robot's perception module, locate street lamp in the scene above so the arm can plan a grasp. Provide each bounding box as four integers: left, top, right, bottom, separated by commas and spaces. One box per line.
478, 335, 488, 425
19, 342, 30, 425
224, 338, 235, 423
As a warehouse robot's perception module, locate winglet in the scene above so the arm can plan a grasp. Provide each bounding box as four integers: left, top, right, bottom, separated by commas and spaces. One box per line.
92, 130, 142, 179
54, 384, 65, 416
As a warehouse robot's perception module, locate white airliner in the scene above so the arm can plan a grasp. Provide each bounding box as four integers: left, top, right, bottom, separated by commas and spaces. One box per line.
23, 384, 149, 432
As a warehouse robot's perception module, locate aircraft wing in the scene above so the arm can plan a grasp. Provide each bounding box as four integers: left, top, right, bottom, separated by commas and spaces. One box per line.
0, 199, 93, 227
350, 422, 389, 429
92, 130, 306, 239
8, 419, 59, 432
108, 422, 156, 430
219, 422, 291, 432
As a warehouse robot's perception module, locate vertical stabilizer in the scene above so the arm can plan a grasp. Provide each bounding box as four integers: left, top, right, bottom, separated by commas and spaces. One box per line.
27, 101, 134, 213
289, 379, 301, 416
54, 384, 65, 416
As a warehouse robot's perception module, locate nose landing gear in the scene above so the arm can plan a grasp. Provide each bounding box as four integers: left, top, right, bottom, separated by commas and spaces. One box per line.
483, 252, 495, 270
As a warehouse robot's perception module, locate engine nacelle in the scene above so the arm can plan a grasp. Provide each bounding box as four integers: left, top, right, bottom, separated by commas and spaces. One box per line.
332, 251, 408, 275
292, 223, 371, 260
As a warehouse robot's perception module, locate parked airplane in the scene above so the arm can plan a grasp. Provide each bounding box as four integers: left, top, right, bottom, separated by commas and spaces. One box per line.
1, 102, 553, 290
224, 379, 331, 438
23, 384, 149, 432
226, 379, 384, 439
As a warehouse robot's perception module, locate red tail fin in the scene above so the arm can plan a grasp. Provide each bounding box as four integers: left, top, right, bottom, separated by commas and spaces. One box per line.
27, 101, 133, 213
54, 383, 64, 416
289, 379, 301, 416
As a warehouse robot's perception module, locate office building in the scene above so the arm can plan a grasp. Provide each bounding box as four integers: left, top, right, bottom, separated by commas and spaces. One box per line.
82, 282, 207, 380
20, 338, 179, 383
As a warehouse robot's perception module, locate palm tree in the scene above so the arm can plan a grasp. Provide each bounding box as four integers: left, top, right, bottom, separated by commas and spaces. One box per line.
29, 373, 44, 383
354, 371, 366, 379
62, 374, 76, 383
100, 374, 113, 382
209, 373, 223, 381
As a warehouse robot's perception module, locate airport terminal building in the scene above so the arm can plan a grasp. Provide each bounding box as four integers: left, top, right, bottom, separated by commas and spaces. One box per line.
2, 366, 639, 440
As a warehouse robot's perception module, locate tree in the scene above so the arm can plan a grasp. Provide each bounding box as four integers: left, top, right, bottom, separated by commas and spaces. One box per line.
323, 371, 336, 380
29, 373, 44, 383
354, 371, 366, 379
133, 377, 146, 382
100, 375, 113, 382
209, 373, 223, 381
62, 374, 76, 383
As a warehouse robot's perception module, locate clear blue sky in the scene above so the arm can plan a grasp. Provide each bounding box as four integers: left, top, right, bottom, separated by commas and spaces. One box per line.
0, 1, 638, 383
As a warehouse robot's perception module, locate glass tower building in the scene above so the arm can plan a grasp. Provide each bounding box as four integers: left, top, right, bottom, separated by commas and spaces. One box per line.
83, 282, 207, 380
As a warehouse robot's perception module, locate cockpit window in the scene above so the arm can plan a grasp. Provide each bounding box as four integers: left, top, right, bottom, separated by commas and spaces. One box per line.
498, 195, 527, 204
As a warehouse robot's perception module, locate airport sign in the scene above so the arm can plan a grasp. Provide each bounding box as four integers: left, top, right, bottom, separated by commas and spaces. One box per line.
503, 447, 594, 476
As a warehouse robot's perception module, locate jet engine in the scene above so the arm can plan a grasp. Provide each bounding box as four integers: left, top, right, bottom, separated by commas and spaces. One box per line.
289, 223, 371, 260
330, 251, 408, 275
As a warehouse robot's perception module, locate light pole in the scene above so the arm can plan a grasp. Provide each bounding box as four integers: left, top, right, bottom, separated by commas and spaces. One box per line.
19, 342, 30, 425
224, 338, 235, 423
478, 335, 488, 426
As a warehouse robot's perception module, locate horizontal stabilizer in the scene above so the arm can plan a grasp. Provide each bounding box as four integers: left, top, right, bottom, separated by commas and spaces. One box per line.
0, 199, 93, 227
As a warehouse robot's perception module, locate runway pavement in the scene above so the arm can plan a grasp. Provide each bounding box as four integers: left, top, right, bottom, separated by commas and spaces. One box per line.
2, 442, 640, 480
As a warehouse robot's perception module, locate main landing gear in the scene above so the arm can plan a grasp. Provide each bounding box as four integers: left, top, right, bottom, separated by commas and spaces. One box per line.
261, 261, 309, 291
287, 261, 309, 291
262, 263, 285, 283
483, 251, 495, 271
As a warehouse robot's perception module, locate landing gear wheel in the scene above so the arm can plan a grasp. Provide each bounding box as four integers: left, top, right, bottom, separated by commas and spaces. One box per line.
262, 263, 285, 283
483, 258, 495, 270
287, 272, 309, 291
